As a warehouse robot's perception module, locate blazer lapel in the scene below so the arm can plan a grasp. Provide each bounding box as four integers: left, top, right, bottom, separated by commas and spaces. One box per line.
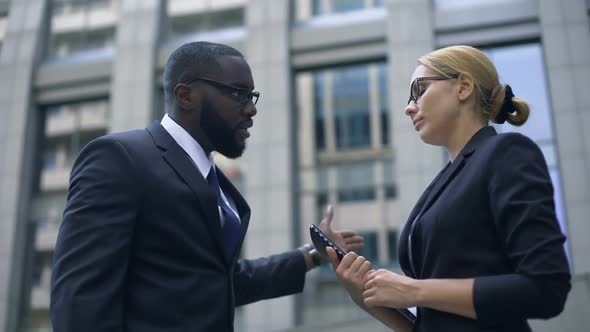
406, 162, 451, 225
415, 126, 497, 219
217, 168, 251, 263
146, 122, 226, 258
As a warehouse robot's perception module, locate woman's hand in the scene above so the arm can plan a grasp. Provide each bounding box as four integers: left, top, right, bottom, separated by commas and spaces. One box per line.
327, 247, 373, 308
363, 269, 421, 309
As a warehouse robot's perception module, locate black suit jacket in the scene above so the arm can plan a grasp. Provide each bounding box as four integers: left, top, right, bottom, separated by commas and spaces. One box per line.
398, 127, 571, 332
51, 122, 307, 332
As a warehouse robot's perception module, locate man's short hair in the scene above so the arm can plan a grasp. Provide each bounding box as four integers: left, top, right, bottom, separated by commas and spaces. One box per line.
163, 41, 244, 105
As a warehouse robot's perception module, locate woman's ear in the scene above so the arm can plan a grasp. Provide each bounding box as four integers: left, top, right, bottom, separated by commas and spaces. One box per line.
457, 73, 475, 102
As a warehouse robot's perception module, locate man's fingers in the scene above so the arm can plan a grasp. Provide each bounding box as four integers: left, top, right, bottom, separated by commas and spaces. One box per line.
322, 205, 334, 227
347, 235, 364, 243
338, 230, 356, 238
345, 235, 365, 248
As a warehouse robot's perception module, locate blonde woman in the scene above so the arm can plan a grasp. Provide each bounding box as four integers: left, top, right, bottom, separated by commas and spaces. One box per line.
327, 45, 571, 332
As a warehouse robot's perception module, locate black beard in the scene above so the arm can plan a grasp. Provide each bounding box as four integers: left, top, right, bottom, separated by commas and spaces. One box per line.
200, 104, 245, 159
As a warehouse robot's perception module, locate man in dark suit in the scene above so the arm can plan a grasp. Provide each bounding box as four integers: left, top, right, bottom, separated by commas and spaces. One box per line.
50, 41, 363, 332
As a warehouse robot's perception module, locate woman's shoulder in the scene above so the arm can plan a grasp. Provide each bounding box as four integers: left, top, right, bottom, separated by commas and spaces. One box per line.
476, 131, 548, 178
479, 131, 540, 156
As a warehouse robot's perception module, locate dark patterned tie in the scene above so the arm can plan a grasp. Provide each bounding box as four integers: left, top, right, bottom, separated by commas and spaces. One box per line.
206, 166, 241, 263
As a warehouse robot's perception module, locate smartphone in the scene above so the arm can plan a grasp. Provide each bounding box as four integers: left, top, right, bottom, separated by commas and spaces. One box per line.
310, 224, 347, 260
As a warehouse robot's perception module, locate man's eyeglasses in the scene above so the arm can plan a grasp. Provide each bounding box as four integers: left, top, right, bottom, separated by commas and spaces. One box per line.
183, 77, 260, 105
408, 75, 459, 104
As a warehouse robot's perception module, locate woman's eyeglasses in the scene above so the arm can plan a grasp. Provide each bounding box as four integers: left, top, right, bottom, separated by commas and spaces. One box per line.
408, 75, 459, 105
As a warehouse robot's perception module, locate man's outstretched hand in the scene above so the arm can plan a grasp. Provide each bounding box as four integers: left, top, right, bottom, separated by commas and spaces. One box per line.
317, 205, 364, 263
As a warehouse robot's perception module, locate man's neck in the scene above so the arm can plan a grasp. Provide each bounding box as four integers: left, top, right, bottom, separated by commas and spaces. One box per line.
168, 112, 213, 155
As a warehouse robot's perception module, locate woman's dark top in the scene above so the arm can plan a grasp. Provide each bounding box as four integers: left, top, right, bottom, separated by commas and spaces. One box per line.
398, 127, 571, 332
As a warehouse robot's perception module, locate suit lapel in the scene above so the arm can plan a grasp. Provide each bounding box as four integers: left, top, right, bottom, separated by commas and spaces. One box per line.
414, 126, 498, 221
146, 122, 226, 258
417, 155, 467, 218
217, 168, 251, 263
405, 162, 451, 225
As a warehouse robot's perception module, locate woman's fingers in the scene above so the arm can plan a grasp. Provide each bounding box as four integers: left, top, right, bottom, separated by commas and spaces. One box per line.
334, 251, 358, 274
363, 288, 376, 298
358, 260, 372, 278
326, 247, 340, 270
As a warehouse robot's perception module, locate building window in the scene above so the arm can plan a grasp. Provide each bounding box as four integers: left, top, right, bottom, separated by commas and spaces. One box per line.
333, 65, 371, 149
294, 0, 383, 20
43, 150, 58, 170
356, 231, 378, 261
48, 0, 118, 59
433, 0, 513, 10
337, 161, 375, 202
316, 191, 329, 220
378, 63, 390, 146
309, 62, 389, 153
383, 159, 397, 199
43, 99, 109, 169
167, 1, 244, 38
53, 0, 111, 15
50, 27, 115, 58
314, 0, 366, 15
387, 229, 398, 262
313, 72, 326, 150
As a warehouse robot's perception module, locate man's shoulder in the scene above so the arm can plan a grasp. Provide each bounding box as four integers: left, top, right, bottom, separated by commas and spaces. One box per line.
90, 127, 154, 150
75, 127, 159, 165
105, 127, 151, 142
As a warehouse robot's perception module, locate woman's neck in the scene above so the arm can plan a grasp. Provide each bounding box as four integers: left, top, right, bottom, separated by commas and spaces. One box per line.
446, 116, 486, 162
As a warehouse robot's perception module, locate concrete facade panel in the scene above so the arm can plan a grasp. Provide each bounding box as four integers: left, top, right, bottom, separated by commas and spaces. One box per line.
539, 0, 564, 25
554, 111, 585, 157
566, 24, 590, 66
546, 67, 577, 111
541, 26, 571, 67
572, 65, 590, 108
559, 157, 590, 203
567, 204, 590, 273
561, 0, 589, 22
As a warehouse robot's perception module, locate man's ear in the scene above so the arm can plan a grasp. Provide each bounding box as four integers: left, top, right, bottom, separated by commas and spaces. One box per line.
174, 83, 200, 110
457, 73, 475, 102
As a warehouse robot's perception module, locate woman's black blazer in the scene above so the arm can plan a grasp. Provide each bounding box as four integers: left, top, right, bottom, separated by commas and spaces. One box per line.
398, 126, 571, 332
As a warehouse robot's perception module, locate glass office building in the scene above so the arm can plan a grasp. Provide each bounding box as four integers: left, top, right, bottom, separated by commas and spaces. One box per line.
0, 0, 589, 331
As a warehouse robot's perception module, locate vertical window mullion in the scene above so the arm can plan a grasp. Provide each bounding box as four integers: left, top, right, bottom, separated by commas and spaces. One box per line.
369, 64, 381, 149
324, 71, 337, 153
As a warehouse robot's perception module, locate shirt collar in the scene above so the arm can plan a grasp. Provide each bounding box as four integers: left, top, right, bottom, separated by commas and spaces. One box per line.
161, 114, 214, 178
